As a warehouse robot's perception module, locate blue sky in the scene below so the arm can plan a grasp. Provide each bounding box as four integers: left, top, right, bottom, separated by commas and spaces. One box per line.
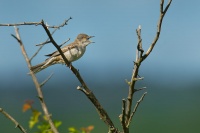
1, 0, 200, 89
0, 0, 200, 133
1, 0, 200, 75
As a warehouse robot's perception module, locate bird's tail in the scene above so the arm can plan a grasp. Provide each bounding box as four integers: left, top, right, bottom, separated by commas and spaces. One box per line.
30, 62, 47, 73
30, 57, 58, 74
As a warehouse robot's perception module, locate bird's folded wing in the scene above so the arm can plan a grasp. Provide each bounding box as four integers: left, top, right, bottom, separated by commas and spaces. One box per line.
45, 44, 77, 57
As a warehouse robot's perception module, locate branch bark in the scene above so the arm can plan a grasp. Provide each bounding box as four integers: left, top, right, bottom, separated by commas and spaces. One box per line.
0, 108, 27, 133
11, 27, 59, 133
119, 99, 126, 132
126, 92, 147, 128
0, 17, 71, 28
124, 0, 172, 132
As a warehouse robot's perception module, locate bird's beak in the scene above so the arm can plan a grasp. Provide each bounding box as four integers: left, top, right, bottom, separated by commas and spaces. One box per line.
89, 36, 95, 38
89, 36, 95, 43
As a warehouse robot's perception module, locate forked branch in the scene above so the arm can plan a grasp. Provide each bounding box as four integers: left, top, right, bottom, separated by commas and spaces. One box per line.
122, 0, 172, 132
142, 0, 172, 61
11, 27, 59, 133
126, 92, 147, 128
40, 20, 118, 133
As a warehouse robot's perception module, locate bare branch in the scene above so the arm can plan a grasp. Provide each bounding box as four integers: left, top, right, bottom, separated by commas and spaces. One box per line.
0, 21, 42, 27
35, 40, 51, 46
77, 86, 90, 95
35, 24, 62, 47
47, 17, 72, 28
133, 77, 144, 81
0, 17, 71, 28
134, 87, 147, 92
2, 18, 72, 62
41, 20, 71, 66
127, 92, 147, 128
0, 108, 27, 133
41, 20, 117, 132
160, 0, 164, 12
163, 0, 172, 14
30, 30, 56, 62
119, 99, 127, 132
12, 27, 59, 133
142, 0, 172, 61
125, 0, 172, 129
136, 25, 144, 58
29, 45, 45, 62
40, 73, 54, 87
59, 38, 70, 48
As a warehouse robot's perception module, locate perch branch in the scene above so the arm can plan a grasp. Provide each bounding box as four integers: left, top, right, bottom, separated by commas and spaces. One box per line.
41, 20, 118, 132
11, 27, 59, 133
0, 108, 27, 133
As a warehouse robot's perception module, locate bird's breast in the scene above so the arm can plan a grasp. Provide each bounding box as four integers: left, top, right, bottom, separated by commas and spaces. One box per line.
63, 46, 86, 62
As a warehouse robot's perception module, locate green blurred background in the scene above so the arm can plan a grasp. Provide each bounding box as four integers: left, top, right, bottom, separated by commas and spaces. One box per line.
0, 0, 200, 132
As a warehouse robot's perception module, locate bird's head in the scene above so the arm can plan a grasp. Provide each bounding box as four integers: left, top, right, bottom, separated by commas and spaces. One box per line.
76, 33, 94, 46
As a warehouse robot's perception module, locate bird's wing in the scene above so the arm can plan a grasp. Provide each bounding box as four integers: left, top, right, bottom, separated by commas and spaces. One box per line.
45, 43, 77, 57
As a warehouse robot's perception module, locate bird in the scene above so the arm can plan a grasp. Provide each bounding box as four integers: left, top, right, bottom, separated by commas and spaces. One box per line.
30, 33, 94, 73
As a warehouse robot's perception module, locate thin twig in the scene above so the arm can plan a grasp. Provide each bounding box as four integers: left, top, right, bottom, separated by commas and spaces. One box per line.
59, 38, 70, 47
136, 25, 144, 58
0, 21, 42, 27
0, 17, 72, 28
40, 73, 54, 87
142, 0, 172, 61
35, 40, 51, 46
134, 87, 146, 92
47, 17, 72, 28
126, 92, 147, 128
0, 108, 27, 133
12, 27, 59, 133
29, 45, 45, 62
119, 99, 127, 132
133, 77, 144, 81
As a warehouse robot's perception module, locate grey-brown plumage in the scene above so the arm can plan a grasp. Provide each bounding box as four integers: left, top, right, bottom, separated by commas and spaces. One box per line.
30, 34, 94, 73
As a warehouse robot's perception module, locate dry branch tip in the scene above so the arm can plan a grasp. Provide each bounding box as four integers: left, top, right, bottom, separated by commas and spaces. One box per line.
0, 107, 27, 133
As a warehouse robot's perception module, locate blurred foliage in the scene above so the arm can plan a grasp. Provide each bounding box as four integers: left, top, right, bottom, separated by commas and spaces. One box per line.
29, 110, 41, 128
68, 125, 94, 133
23, 99, 94, 133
